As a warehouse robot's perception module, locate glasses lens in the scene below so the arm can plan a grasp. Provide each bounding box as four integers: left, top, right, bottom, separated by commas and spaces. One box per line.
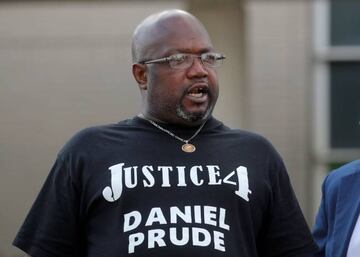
167, 53, 224, 69
202, 53, 223, 67
169, 54, 192, 69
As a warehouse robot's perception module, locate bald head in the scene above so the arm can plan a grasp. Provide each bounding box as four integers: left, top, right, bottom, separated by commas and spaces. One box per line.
131, 9, 212, 63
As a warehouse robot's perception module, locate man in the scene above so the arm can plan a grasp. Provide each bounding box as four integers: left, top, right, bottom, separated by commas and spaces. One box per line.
13, 9, 317, 257
312, 160, 360, 257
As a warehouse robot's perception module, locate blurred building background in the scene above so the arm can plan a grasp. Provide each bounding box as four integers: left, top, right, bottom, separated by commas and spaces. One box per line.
0, 0, 359, 256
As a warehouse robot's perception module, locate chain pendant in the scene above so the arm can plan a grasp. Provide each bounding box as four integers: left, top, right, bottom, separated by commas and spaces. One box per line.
140, 114, 206, 154
182, 143, 196, 153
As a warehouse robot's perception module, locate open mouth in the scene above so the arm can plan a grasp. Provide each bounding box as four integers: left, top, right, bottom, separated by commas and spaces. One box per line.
187, 86, 209, 98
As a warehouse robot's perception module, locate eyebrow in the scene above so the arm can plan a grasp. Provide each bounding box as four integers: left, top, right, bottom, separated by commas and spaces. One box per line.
163, 47, 215, 56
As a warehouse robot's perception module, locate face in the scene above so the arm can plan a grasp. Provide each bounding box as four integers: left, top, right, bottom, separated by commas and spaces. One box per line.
140, 17, 220, 126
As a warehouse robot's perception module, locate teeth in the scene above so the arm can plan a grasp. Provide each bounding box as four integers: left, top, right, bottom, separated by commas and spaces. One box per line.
187, 86, 208, 98
189, 92, 203, 97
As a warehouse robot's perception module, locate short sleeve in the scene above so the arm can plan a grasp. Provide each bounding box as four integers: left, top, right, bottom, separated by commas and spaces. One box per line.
261, 151, 318, 257
13, 155, 82, 257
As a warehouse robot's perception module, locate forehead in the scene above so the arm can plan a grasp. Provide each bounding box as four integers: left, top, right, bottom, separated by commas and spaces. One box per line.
150, 16, 214, 56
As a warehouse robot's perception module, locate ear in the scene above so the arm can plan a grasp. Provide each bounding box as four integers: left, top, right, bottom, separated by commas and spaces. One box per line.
132, 63, 148, 90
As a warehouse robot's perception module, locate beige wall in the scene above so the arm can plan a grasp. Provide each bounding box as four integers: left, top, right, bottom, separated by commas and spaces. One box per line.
244, 0, 314, 220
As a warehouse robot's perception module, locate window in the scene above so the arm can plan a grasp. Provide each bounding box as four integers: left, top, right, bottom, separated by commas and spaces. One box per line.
312, 0, 360, 215
313, 0, 360, 162
330, 0, 360, 46
330, 62, 360, 148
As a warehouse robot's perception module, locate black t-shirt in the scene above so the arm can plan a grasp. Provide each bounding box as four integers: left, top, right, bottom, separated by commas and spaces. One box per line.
13, 116, 318, 257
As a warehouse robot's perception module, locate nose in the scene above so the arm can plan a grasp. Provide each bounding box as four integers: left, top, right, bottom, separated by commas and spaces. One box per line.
186, 56, 208, 78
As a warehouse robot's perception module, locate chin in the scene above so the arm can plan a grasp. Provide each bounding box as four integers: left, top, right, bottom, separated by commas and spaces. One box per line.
176, 106, 212, 124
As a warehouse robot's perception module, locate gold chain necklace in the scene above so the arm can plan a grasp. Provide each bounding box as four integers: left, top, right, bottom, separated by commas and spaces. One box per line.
142, 116, 207, 153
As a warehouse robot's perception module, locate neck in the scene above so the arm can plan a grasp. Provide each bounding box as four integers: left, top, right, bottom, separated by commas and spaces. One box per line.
138, 113, 208, 153
138, 112, 208, 127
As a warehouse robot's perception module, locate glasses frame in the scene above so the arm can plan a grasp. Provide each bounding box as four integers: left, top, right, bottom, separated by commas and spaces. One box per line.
139, 52, 226, 70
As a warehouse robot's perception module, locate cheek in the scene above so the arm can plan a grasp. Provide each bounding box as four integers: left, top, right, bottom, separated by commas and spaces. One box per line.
151, 71, 184, 96
147, 71, 183, 108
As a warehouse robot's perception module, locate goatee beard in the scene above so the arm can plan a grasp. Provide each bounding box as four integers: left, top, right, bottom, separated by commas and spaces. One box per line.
176, 104, 212, 123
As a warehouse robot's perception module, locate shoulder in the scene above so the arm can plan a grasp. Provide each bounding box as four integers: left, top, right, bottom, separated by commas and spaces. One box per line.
58, 119, 133, 157
214, 120, 283, 165
230, 128, 272, 144
323, 160, 360, 190
214, 119, 273, 146
326, 160, 360, 181
226, 127, 280, 155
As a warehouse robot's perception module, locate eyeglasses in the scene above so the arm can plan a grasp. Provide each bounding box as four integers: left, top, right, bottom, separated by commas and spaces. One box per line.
140, 52, 226, 70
